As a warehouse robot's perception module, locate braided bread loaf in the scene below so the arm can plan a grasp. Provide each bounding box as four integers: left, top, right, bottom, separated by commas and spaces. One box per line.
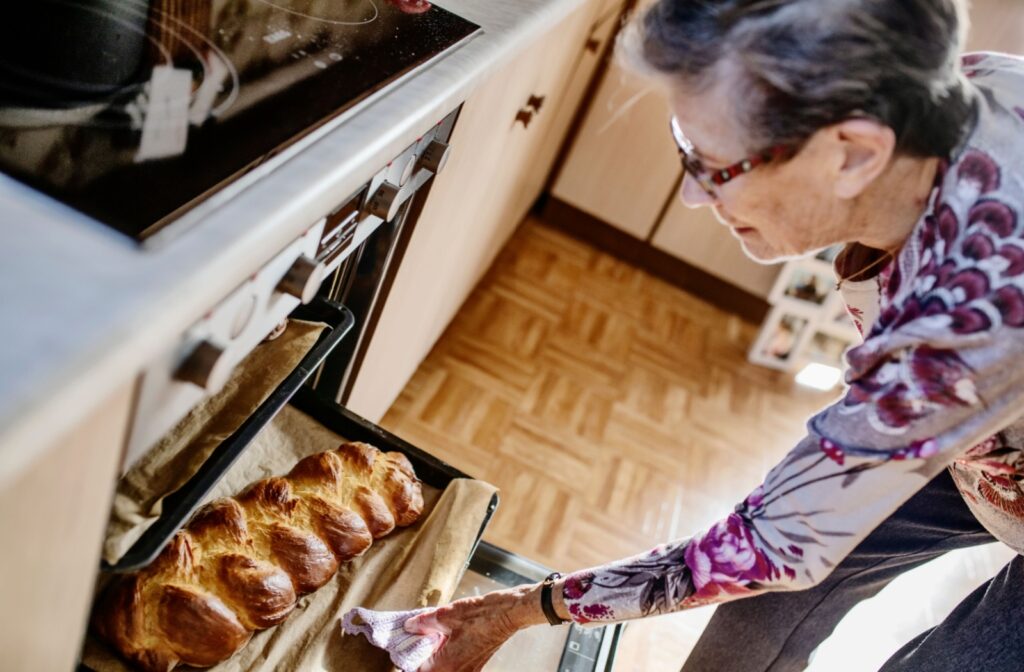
92, 441, 424, 672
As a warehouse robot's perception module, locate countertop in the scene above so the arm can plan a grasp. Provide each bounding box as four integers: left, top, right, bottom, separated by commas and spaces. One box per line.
0, 0, 592, 487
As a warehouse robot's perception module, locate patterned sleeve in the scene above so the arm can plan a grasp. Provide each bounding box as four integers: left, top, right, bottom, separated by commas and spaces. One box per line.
561, 146, 1024, 624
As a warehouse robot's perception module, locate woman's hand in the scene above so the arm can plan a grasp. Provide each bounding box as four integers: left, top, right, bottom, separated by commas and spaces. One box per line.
405, 583, 550, 672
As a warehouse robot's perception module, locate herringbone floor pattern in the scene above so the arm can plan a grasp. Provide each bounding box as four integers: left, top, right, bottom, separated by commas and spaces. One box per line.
380, 218, 837, 668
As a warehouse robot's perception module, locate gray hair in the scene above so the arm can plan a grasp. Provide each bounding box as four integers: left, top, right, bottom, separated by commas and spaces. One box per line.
620, 0, 975, 158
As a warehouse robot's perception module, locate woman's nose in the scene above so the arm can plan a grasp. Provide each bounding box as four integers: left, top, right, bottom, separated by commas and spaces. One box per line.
679, 172, 716, 208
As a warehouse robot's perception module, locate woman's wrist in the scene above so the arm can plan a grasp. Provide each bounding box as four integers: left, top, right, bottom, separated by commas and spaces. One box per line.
504, 583, 549, 629
499, 579, 573, 630
550, 578, 572, 622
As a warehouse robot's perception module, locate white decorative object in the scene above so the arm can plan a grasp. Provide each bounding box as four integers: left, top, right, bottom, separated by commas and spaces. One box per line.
750, 247, 859, 382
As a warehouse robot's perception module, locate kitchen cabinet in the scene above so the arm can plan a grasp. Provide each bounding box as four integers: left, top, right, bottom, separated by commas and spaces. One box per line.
966, 0, 1024, 53
0, 381, 133, 672
347, 0, 624, 422
549, 47, 681, 240
513, 3, 627, 215
549, 50, 778, 300
652, 197, 780, 298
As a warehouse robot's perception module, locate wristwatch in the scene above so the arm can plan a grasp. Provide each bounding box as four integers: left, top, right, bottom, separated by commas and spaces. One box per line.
541, 571, 569, 626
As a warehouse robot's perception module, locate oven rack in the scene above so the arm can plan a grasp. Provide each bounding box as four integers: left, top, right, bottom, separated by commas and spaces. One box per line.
84, 298, 500, 672
97, 296, 500, 573
288, 385, 500, 565
101, 299, 356, 573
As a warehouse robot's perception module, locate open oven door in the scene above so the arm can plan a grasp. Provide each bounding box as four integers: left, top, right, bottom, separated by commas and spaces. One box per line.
80, 296, 620, 671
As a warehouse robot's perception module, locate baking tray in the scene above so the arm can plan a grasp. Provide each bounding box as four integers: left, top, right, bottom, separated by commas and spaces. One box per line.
81, 328, 500, 671
102, 300, 356, 573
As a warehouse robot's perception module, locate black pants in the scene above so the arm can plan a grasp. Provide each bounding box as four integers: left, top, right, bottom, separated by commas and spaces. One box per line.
681, 470, 1024, 671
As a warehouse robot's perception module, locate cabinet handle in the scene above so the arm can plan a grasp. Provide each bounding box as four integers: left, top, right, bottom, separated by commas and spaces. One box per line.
585, 37, 602, 53
526, 94, 546, 114
515, 108, 534, 128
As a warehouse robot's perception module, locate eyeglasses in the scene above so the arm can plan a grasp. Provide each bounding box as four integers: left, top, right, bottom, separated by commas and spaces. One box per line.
669, 116, 795, 198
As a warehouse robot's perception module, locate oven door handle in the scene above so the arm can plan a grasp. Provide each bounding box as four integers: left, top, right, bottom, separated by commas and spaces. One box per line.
101, 300, 356, 573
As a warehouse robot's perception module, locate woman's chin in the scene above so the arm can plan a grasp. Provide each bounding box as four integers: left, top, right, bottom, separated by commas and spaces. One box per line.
737, 235, 785, 264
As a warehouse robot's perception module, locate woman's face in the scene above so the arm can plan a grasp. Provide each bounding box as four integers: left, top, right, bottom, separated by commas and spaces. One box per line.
669, 78, 851, 263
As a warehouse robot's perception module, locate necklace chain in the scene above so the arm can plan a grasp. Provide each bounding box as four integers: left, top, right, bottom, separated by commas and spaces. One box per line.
835, 251, 894, 290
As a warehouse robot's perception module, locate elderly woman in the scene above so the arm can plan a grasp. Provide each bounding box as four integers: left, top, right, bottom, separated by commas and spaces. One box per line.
405, 0, 1024, 669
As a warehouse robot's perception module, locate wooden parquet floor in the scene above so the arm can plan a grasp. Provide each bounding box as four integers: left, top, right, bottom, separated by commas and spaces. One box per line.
380, 218, 838, 668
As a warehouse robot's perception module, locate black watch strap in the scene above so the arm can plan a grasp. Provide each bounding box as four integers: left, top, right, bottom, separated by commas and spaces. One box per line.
540, 571, 568, 626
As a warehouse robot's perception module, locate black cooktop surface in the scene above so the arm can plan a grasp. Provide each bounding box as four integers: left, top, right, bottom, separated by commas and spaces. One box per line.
0, 0, 479, 241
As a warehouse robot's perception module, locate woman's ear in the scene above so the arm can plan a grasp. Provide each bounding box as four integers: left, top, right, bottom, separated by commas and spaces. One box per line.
829, 118, 896, 199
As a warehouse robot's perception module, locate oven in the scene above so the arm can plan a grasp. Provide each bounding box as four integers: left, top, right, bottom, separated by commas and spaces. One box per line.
121, 108, 460, 471
79, 109, 622, 671
307, 124, 454, 406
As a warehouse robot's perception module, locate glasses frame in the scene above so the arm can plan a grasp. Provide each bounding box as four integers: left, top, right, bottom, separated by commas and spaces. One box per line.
669, 116, 795, 198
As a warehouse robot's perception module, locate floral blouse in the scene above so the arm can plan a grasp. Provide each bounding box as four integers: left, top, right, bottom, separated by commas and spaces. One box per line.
562, 52, 1024, 624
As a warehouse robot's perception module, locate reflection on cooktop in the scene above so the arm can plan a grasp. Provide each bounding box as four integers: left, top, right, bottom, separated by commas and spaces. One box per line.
252, 0, 380, 24
0, 0, 479, 241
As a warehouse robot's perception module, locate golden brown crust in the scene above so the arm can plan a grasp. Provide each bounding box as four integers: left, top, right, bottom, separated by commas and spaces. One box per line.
157, 584, 250, 666
267, 522, 338, 594
308, 497, 373, 561
335, 441, 377, 474
216, 554, 296, 629
238, 477, 299, 515
382, 455, 424, 527
92, 441, 423, 670
288, 451, 344, 485
93, 575, 139, 644
353, 486, 396, 538
188, 499, 248, 543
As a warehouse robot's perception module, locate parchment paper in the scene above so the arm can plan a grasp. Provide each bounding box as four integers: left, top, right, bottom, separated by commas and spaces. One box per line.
103, 321, 326, 564
84, 404, 498, 672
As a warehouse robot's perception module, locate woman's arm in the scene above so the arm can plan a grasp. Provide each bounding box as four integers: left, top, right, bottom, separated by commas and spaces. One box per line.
409, 162, 1024, 663
560, 201, 1024, 622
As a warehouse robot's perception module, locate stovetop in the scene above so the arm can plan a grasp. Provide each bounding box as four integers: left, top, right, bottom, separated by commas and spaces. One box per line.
0, 0, 479, 241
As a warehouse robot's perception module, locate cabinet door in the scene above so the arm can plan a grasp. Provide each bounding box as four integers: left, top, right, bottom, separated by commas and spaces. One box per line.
966, 0, 1024, 52
550, 50, 681, 240
345, 6, 596, 422
0, 382, 133, 671
517, 1, 624, 214
651, 196, 781, 298
598, 0, 626, 20
502, 0, 607, 224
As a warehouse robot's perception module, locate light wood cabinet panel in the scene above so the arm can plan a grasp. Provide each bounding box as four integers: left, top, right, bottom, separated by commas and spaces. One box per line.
652, 196, 781, 299
966, 0, 1024, 53
347, 0, 609, 422
519, 5, 623, 212
550, 58, 680, 240
598, 0, 627, 21
0, 381, 133, 672
462, 11, 588, 276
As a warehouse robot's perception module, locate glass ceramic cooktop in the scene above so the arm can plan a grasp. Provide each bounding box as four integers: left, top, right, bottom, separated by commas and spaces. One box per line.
0, 0, 479, 240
